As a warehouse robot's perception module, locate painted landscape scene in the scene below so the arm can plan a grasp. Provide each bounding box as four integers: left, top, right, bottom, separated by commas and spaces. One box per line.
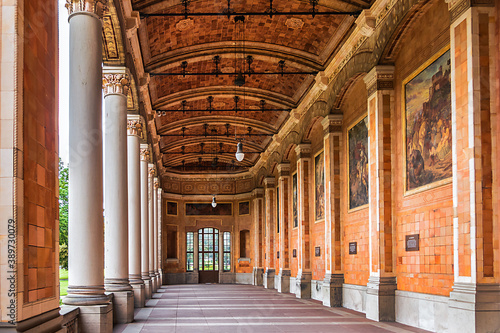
405, 50, 452, 192
348, 117, 369, 210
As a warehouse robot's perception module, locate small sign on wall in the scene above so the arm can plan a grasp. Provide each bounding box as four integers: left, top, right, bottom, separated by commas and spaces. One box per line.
349, 242, 357, 255
293, 249, 297, 258
315, 246, 321, 257
277, 251, 280, 259
405, 234, 420, 251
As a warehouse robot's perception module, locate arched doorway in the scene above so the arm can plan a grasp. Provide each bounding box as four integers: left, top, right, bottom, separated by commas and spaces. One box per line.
198, 227, 219, 283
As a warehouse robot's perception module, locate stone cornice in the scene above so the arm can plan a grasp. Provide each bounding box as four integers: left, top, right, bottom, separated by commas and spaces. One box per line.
252, 188, 265, 198
322, 114, 343, 134
264, 177, 276, 188
295, 144, 312, 160
102, 68, 130, 97
66, 0, 107, 18
277, 163, 291, 177
446, 0, 495, 22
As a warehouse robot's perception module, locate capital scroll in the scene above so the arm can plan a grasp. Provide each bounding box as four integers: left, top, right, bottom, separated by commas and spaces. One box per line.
103, 73, 130, 96
66, 0, 107, 18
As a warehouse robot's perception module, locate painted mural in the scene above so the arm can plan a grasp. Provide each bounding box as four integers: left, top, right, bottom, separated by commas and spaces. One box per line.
239, 201, 250, 215
404, 49, 452, 192
315, 151, 325, 220
185, 203, 232, 216
167, 201, 177, 215
348, 117, 369, 210
292, 173, 298, 228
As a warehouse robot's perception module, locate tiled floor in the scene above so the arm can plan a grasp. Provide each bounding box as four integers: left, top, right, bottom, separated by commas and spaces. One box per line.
114, 284, 431, 333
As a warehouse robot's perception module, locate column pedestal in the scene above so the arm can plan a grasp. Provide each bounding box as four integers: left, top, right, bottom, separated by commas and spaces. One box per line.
365, 276, 396, 322
277, 269, 290, 293
108, 291, 134, 324
448, 283, 500, 333
263, 268, 275, 289
322, 273, 344, 307
131, 282, 145, 308
78, 303, 113, 333
253, 268, 264, 286
143, 279, 152, 300
295, 270, 312, 299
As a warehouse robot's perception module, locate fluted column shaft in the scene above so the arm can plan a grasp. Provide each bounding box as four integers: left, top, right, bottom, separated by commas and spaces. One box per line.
103, 68, 132, 292
65, 3, 108, 306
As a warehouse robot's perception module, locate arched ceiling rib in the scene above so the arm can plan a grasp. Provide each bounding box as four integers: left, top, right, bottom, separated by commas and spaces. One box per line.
129, 0, 374, 174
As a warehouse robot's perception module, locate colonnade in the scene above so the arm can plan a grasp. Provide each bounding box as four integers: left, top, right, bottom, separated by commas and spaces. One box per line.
64, 2, 163, 331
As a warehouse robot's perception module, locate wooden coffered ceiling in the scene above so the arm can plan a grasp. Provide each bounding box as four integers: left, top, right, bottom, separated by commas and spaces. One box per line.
128, 0, 373, 175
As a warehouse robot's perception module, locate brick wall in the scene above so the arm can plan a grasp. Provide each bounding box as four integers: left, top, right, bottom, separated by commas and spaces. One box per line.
22, 0, 58, 304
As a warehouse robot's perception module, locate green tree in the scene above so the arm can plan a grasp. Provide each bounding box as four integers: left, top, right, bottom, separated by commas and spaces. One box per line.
59, 159, 69, 269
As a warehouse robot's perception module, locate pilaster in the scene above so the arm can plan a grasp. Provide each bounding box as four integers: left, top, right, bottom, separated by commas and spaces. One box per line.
277, 163, 291, 293
363, 65, 396, 321
148, 164, 157, 293
263, 177, 276, 289
294, 144, 312, 299
252, 188, 265, 286
321, 114, 344, 307
140, 144, 152, 299
448, 3, 500, 332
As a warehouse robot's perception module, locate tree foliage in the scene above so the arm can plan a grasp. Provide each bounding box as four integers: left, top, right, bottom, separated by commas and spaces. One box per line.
59, 159, 69, 269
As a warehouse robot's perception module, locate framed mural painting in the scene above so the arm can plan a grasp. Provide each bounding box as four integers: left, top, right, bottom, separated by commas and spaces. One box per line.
292, 172, 298, 228
238, 201, 250, 216
314, 150, 325, 221
403, 47, 452, 195
348, 116, 369, 211
166, 201, 178, 216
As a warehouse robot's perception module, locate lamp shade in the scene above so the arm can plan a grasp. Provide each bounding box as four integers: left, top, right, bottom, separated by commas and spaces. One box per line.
211, 196, 217, 208
236, 142, 245, 162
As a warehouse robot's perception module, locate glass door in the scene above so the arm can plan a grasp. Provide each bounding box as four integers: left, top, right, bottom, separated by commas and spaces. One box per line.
198, 228, 219, 283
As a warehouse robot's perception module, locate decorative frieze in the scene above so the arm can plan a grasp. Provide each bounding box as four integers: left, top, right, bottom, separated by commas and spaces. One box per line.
66, 0, 107, 18
103, 73, 130, 96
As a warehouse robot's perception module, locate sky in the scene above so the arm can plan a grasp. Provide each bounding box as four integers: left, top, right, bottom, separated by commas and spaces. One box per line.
59, 0, 70, 165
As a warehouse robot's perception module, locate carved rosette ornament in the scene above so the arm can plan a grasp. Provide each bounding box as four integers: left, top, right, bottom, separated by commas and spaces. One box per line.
140, 148, 150, 162
65, 0, 107, 18
127, 120, 142, 137
103, 73, 130, 97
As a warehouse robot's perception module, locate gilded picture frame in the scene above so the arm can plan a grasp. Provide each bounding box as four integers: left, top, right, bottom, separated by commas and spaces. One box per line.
314, 150, 325, 222
347, 115, 369, 212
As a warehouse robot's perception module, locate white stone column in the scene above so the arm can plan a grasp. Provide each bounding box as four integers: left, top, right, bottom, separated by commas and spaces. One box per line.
140, 145, 152, 299
103, 68, 134, 323
153, 177, 160, 288
277, 164, 291, 293
127, 115, 145, 308
157, 187, 163, 286
64, 0, 113, 330
263, 177, 276, 289
148, 165, 157, 293
252, 188, 264, 286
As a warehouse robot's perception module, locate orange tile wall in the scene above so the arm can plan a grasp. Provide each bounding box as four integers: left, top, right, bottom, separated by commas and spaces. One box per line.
341, 79, 370, 286
22, 0, 58, 304
392, 0, 454, 296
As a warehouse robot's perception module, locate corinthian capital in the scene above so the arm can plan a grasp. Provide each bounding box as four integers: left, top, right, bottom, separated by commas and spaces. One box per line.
103, 73, 130, 96
66, 0, 107, 18
127, 120, 142, 137
148, 166, 156, 177
154, 178, 159, 189
140, 148, 150, 162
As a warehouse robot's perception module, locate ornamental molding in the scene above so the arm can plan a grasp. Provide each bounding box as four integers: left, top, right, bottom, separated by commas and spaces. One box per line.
127, 120, 142, 137
103, 73, 130, 96
66, 0, 107, 18
295, 143, 312, 159
363, 65, 395, 97
322, 114, 343, 134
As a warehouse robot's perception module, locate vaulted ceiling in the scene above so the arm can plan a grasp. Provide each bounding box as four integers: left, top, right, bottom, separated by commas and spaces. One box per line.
130, 0, 372, 174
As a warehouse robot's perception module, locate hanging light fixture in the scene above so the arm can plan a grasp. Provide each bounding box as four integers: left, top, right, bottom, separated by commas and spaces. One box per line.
212, 195, 217, 208
235, 141, 244, 162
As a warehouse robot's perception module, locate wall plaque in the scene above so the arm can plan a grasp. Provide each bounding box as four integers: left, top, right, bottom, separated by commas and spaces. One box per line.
349, 242, 357, 255
277, 251, 280, 259
315, 246, 321, 257
405, 234, 420, 251
293, 249, 297, 258
167, 201, 178, 216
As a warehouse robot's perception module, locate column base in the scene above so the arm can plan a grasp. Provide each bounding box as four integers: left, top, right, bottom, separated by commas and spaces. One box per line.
253, 268, 264, 286
277, 269, 291, 293
365, 276, 396, 322
12, 308, 63, 332
322, 273, 344, 307
295, 270, 312, 299
263, 268, 275, 289
78, 302, 113, 333
150, 273, 157, 293
107, 291, 134, 324
143, 277, 152, 299
448, 283, 500, 333
156, 272, 162, 289
131, 282, 146, 308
